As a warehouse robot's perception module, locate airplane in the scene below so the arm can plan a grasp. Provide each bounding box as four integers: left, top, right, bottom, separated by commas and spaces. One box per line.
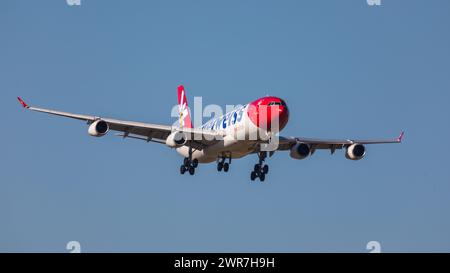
17, 85, 404, 182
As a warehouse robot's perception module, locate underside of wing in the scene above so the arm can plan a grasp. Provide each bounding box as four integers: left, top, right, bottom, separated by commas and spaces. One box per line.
17, 97, 222, 150
116, 127, 223, 150
278, 132, 404, 151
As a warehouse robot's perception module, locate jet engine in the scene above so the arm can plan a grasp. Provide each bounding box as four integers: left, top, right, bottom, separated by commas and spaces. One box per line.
88, 120, 109, 137
166, 131, 188, 148
346, 144, 366, 160
290, 142, 311, 160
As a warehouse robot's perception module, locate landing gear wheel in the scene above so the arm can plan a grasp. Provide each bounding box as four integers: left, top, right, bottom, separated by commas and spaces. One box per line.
184, 158, 190, 167
251, 171, 257, 181
217, 162, 224, 172
223, 163, 229, 172
250, 152, 270, 181
189, 166, 195, 175
180, 165, 186, 175
192, 159, 199, 168
259, 173, 266, 182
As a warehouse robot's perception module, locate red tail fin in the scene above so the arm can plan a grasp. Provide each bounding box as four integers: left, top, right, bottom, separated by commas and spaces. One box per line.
177, 85, 193, 128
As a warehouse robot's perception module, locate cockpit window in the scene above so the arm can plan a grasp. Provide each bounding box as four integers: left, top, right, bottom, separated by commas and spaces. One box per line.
268, 101, 282, 106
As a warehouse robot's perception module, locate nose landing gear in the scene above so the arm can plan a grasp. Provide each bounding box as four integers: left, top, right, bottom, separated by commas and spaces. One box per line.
251, 152, 269, 182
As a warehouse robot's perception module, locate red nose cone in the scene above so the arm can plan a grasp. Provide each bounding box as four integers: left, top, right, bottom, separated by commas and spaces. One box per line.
247, 97, 289, 132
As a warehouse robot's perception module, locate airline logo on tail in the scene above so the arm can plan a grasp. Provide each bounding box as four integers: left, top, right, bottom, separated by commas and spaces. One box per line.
177, 85, 193, 128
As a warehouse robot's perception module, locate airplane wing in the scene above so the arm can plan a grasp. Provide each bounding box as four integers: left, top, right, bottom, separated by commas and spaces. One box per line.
276, 132, 404, 152
17, 97, 222, 150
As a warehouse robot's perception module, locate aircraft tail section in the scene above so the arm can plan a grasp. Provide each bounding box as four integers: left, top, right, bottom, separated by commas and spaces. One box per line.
177, 85, 193, 129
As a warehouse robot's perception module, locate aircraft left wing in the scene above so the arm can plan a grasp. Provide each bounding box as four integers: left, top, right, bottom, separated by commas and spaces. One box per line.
17, 97, 222, 150
276, 132, 404, 152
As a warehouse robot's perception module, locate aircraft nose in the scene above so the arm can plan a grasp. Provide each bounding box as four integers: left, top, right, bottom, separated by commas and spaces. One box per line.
269, 105, 289, 132
246, 97, 289, 132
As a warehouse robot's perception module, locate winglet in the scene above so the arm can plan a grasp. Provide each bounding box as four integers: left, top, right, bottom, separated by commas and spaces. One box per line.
397, 131, 405, 142
17, 97, 29, 109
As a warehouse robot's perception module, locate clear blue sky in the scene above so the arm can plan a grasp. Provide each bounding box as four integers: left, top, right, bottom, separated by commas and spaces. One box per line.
1, 0, 449, 252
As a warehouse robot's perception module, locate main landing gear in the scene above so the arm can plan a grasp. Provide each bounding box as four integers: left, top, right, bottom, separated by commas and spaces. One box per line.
180, 147, 198, 175
251, 152, 269, 182
217, 154, 231, 173
180, 158, 198, 175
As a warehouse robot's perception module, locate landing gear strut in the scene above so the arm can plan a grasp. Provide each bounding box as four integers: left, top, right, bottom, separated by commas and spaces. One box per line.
251, 152, 269, 182
217, 153, 231, 173
180, 147, 198, 176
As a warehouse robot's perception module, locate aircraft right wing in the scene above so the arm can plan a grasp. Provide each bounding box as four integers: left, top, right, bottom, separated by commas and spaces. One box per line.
17, 97, 222, 150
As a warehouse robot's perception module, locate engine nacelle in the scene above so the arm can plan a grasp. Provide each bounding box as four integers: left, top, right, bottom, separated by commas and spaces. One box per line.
166, 131, 187, 148
88, 120, 109, 137
346, 144, 366, 160
290, 142, 311, 160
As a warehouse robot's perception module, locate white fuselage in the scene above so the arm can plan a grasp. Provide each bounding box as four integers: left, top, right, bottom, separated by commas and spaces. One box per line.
176, 104, 263, 163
